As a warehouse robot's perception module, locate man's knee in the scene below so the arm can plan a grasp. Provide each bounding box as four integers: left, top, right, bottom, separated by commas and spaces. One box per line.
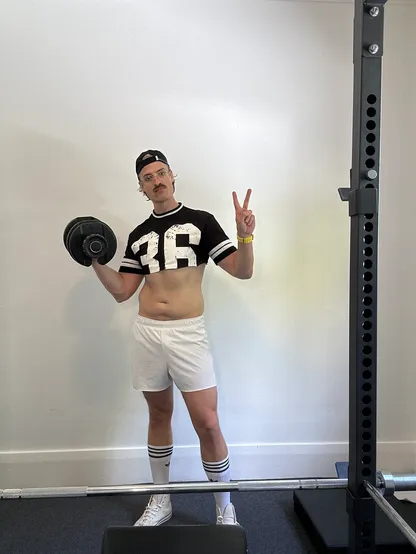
193, 410, 221, 439
144, 390, 173, 425
149, 405, 173, 426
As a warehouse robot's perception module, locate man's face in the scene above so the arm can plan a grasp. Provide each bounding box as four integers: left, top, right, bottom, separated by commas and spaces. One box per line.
138, 161, 174, 203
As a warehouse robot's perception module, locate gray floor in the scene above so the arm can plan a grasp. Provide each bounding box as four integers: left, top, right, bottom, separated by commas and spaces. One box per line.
0, 491, 318, 554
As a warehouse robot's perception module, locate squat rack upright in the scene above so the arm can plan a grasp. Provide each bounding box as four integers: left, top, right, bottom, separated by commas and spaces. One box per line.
295, 0, 416, 553
344, 0, 384, 551
344, 0, 385, 550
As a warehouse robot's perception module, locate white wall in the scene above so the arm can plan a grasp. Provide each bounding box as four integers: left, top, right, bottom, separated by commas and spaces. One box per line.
1, 0, 415, 489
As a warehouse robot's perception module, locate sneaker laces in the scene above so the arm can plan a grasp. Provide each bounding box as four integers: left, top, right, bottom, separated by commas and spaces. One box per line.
218, 504, 237, 524
139, 496, 163, 523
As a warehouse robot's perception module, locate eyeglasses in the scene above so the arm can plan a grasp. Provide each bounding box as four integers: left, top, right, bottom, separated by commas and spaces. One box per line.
140, 168, 169, 184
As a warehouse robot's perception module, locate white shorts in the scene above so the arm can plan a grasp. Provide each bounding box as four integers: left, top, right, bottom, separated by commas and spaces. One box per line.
130, 315, 217, 393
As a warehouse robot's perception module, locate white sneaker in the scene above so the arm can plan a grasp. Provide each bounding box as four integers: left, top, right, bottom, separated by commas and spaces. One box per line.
134, 494, 172, 526
216, 502, 239, 525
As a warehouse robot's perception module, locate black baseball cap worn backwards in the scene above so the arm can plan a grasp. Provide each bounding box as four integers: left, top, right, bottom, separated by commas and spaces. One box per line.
136, 150, 169, 176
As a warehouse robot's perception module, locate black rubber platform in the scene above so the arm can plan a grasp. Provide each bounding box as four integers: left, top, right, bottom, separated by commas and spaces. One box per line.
294, 488, 416, 553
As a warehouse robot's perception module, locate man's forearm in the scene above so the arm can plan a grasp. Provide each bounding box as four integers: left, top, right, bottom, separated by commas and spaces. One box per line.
234, 239, 254, 279
91, 260, 126, 300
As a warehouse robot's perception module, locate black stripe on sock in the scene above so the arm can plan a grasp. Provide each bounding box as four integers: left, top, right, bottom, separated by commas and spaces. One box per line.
203, 459, 230, 473
204, 465, 230, 475
203, 461, 230, 471
148, 446, 173, 459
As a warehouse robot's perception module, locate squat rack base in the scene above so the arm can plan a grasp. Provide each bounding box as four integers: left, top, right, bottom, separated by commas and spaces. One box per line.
294, 487, 416, 554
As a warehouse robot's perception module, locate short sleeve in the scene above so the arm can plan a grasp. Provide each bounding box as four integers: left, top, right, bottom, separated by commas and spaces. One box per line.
202, 213, 237, 265
119, 237, 144, 274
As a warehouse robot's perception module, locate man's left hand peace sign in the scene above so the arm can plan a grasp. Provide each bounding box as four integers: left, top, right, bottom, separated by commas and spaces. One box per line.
233, 189, 255, 238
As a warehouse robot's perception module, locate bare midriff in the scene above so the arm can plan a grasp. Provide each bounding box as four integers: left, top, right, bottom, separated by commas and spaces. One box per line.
138, 265, 206, 320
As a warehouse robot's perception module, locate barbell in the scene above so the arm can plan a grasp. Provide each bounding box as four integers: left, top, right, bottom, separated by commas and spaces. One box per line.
2, 471, 415, 500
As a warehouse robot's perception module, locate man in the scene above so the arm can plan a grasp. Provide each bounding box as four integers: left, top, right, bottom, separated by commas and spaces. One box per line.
92, 150, 255, 526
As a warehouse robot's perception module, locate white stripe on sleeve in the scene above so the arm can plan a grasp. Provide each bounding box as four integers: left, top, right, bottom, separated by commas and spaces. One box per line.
120, 258, 142, 269
209, 240, 234, 261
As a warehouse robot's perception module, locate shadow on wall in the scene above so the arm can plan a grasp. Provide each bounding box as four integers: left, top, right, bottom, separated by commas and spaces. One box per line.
62, 276, 127, 415
274, 182, 350, 441
3, 123, 140, 246
2, 124, 148, 458
201, 268, 293, 445
199, 177, 350, 446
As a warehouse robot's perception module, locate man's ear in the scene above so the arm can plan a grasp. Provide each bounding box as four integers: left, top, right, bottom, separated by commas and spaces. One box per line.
168, 168, 176, 191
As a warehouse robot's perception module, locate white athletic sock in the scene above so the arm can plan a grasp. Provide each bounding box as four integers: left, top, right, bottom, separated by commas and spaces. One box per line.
148, 444, 173, 503
202, 455, 231, 513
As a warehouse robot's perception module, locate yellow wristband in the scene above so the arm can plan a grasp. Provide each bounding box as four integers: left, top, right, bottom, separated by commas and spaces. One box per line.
237, 234, 253, 244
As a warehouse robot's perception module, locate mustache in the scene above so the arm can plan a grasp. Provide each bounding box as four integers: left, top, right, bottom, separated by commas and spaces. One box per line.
153, 184, 166, 192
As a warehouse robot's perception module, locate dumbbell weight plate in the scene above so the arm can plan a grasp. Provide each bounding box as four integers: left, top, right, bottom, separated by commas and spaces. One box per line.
64, 217, 99, 266
90, 221, 117, 265
67, 219, 96, 266
63, 216, 97, 252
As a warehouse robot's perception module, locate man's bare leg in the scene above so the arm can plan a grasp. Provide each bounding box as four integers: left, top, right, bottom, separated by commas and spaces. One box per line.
134, 386, 174, 526
144, 386, 174, 446
182, 386, 227, 459
182, 386, 237, 524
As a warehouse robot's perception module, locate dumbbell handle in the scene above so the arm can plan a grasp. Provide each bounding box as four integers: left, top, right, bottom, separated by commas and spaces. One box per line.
83, 234, 108, 259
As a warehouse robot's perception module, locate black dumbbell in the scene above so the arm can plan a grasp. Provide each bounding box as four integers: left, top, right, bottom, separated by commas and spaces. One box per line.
63, 216, 117, 266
